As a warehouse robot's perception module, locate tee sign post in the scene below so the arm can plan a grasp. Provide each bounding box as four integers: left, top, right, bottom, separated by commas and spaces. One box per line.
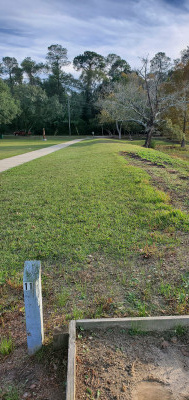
23, 260, 44, 354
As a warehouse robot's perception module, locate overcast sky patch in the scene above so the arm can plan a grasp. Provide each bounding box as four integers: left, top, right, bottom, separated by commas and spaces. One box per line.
0, 0, 189, 71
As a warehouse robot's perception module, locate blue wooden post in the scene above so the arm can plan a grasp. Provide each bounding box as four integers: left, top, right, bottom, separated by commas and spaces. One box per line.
23, 260, 44, 355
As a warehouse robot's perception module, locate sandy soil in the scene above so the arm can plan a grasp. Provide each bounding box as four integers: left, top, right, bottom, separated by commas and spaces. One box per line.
76, 327, 189, 400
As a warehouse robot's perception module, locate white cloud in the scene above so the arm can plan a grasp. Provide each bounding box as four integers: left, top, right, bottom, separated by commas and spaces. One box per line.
0, 0, 188, 71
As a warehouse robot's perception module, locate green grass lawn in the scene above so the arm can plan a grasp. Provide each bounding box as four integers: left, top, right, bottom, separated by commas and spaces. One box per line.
0, 136, 84, 160
1, 138, 189, 323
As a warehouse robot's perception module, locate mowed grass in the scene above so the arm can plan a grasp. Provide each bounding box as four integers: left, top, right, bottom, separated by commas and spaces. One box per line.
0, 136, 82, 160
1, 139, 189, 320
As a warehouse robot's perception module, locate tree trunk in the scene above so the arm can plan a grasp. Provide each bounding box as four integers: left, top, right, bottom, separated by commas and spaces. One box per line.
116, 121, 122, 139
75, 126, 79, 135
181, 113, 186, 148
144, 126, 154, 148
106, 129, 112, 136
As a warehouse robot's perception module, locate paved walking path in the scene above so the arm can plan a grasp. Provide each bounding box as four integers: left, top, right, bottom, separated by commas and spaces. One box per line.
0, 139, 83, 172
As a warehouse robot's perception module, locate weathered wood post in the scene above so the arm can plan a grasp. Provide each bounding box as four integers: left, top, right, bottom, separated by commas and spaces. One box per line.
23, 261, 44, 355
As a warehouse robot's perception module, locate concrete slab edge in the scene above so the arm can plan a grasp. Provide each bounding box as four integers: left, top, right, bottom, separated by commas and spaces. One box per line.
76, 315, 189, 331
66, 315, 189, 400
66, 320, 76, 400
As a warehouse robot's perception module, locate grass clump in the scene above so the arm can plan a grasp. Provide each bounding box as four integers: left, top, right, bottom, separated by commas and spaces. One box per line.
128, 326, 147, 336
57, 289, 70, 307
174, 325, 187, 336
0, 337, 13, 356
0, 387, 19, 400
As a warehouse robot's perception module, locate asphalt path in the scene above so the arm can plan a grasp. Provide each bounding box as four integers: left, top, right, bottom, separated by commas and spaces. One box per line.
0, 139, 83, 172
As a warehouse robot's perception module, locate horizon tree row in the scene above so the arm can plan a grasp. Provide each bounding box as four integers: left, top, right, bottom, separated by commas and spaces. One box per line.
0, 44, 189, 146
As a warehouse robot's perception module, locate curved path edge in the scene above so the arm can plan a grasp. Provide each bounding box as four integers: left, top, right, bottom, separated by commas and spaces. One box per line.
0, 139, 83, 172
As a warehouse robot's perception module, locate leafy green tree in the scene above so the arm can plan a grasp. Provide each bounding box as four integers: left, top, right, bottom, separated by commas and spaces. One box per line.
105, 53, 131, 81
13, 84, 48, 132
73, 51, 106, 89
13, 84, 68, 134
73, 51, 106, 121
21, 57, 44, 85
0, 63, 3, 76
0, 79, 20, 126
43, 95, 65, 133
12, 66, 23, 85
46, 44, 70, 98
64, 91, 88, 135
160, 118, 183, 141
150, 52, 171, 78
42, 72, 77, 100
2, 57, 19, 91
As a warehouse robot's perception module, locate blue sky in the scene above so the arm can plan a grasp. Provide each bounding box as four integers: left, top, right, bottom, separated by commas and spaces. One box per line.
0, 0, 189, 74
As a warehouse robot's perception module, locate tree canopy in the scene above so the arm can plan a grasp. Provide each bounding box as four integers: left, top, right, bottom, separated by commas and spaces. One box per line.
0, 79, 20, 125
0, 44, 189, 146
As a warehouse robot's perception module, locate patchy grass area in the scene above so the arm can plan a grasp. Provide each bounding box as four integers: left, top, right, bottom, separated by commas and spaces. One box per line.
122, 142, 189, 171
124, 138, 189, 163
155, 140, 189, 162
0, 138, 189, 399
0, 136, 83, 160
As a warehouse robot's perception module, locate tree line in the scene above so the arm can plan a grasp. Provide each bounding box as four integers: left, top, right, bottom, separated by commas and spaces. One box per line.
0, 44, 189, 147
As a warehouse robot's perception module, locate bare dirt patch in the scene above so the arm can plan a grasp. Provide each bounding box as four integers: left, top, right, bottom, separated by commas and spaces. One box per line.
0, 300, 67, 400
1, 243, 189, 399
120, 151, 189, 213
76, 328, 189, 400
120, 152, 166, 168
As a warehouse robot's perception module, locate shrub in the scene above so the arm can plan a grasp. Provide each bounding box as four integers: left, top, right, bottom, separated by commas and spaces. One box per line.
150, 140, 156, 149
161, 119, 183, 141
